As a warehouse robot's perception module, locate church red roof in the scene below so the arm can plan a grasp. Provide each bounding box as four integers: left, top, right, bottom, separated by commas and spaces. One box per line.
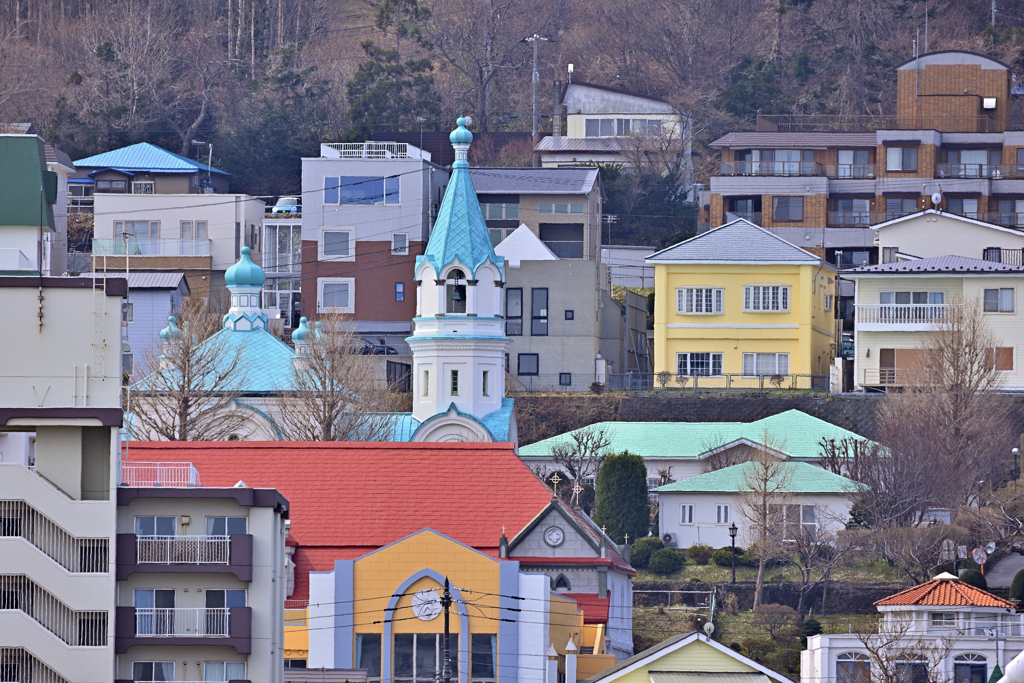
123, 442, 555, 599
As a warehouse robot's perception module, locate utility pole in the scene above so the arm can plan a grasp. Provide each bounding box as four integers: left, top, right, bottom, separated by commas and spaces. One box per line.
523, 34, 552, 143
442, 578, 453, 683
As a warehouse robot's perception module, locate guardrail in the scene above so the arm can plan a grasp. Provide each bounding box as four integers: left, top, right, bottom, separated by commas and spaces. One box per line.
607, 372, 830, 395
0, 500, 108, 573
92, 238, 211, 257
135, 607, 230, 637
856, 303, 952, 325
0, 575, 107, 646
120, 462, 201, 487
136, 535, 229, 564
757, 113, 995, 133
0, 648, 68, 683
936, 163, 1024, 179
826, 164, 877, 179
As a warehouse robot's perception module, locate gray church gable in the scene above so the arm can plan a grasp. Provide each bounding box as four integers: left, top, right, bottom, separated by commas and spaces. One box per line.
508, 506, 601, 559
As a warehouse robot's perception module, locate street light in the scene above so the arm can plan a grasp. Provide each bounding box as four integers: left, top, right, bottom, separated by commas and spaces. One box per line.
1013, 447, 1020, 487
729, 522, 738, 584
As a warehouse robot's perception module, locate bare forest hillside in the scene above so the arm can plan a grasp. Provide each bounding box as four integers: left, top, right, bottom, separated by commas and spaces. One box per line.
3, 0, 1024, 195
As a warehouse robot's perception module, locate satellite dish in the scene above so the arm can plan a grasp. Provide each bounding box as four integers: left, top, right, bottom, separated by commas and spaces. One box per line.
931, 192, 942, 207
463, 116, 473, 127
703, 622, 715, 637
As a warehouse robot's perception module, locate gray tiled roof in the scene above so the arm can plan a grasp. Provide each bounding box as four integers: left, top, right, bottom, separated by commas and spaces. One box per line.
710, 132, 877, 148
469, 167, 599, 195
45, 144, 75, 170
846, 255, 1024, 274
646, 219, 822, 263
84, 271, 188, 289
533, 136, 623, 153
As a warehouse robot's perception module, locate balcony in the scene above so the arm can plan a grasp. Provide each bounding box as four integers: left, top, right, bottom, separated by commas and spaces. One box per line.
120, 461, 201, 487
983, 214, 1024, 229
936, 163, 1024, 179
855, 303, 953, 330
982, 247, 1024, 264
116, 533, 253, 581
726, 212, 762, 224
757, 113, 996, 133
861, 367, 921, 387
826, 164, 876, 179
92, 238, 211, 257
115, 605, 252, 653
827, 211, 912, 227
719, 161, 825, 176
0, 248, 33, 271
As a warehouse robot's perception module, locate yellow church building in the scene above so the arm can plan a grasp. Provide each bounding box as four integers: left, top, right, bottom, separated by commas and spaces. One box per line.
646, 219, 837, 389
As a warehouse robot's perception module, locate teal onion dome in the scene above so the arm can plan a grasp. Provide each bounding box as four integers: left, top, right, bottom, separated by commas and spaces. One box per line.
450, 117, 473, 145
225, 246, 266, 287
291, 317, 311, 342
159, 316, 181, 341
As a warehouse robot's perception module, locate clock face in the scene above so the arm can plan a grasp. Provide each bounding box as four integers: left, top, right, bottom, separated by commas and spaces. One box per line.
411, 589, 442, 621
544, 526, 565, 547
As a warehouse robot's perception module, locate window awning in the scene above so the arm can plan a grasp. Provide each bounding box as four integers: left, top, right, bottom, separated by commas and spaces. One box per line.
650, 672, 772, 683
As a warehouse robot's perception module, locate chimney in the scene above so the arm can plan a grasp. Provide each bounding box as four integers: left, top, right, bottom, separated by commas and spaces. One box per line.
552, 80, 562, 136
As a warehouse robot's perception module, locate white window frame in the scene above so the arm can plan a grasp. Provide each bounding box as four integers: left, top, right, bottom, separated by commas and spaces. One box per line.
743, 285, 790, 312
680, 504, 694, 525
131, 181, 155, 194
716, 504, 731, 525
319, 227, 354, 262
742, 352, 790, 377
985, 346, 1015, 373
202, 661, 247, 681
983, 287, 1015, 313
317, 277, 355, 314
392, 233, 409, 255
676, 352, 724, 377
676, 287, 724, 314
122, 302, 134, 324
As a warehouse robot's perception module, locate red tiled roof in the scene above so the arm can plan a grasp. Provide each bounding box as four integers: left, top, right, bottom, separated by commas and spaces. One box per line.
123, 442, 555, 600
563, 593, 609, 624
875, 577, 1016, 608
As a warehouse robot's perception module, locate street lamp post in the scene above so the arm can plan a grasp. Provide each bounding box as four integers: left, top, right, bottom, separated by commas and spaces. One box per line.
729, 522, 738, 584
1013, 447, 1020, 488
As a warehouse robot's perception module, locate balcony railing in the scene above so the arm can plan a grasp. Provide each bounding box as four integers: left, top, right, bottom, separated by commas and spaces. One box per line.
856, 303, 952, 325
542, 240, 585, 259
757, 113, 996, 133
0, 248, 33, 271
935, 163, 1024, 179
0, 500, 108, 573
983, 213, 1024, 229
726, 212, 762, 224
322, 141, 422, 159
120, 461, 201, 487
92, 238, 211, 257
827, 211, 912, 227
135, 607, 230, 637
0, 648, 68, 683
826, 164, 877, 179
982, 247, 1024, 265
136, 535, 230, 564
0, 575, 107, 646
862, 367, 923, 386
720, 161, 824, 176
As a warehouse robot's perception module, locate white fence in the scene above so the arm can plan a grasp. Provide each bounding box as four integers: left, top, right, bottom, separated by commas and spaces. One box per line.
137, 535, 230, 564
323, 141, 421, 159
856, 303, 952, 325
120, 462, 201, 487
0, 500, 108, 573
0, 575, 107, 646
0, 648, 69, 683
136, 607, 230, 637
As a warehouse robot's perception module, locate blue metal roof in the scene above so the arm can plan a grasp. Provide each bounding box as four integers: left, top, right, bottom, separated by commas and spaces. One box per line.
74, 142, 231, 177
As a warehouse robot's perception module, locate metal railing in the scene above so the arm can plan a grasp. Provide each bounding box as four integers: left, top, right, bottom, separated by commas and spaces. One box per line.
92, 238, 211, 257
0, 500, 108, 573
542, 241, 585, 259
0, 575, 107, 646
719, 161, 825, 176
826, 163, 877, 179
856, 303, 952, 324
862, 367, 922, 386
757, 113, 995, 133
284, 599, 309, 609
136, 535, 230, 564
0, 248, 32, 271
982, 247, 1024, 265
607, 372, 830, 394
0, 648, 69, 683
827, 211, 912, 226
935, 163, 1024, 179
983, 214, 1024, 229
323, 142, 415, 159
120, 462, 201, 487
135, 607, 230, 637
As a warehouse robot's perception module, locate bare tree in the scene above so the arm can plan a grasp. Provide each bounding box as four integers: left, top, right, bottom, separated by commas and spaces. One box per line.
131, 298, 250, 441
871, 526, 947, 586
549, 426, 611, 489
789, 505, 858, 615
738, 432, 792, 608
272, 315, 400, 441
857, 611, 960, 683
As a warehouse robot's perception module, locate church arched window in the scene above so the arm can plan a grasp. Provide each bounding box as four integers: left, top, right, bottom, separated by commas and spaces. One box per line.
553, 574, 571, 592
446, 269, 467, 314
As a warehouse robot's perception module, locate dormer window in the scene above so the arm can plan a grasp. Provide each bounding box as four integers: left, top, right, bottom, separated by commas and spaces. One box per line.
446, 269, 467, 314
930, 612, 956, 627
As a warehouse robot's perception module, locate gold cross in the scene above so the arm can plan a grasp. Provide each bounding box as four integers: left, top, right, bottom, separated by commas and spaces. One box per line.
550, 473, 562, 496
572, 482, 584, 505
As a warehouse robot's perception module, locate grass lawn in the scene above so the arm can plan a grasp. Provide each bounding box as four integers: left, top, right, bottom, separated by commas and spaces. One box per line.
634, 556, 906, 583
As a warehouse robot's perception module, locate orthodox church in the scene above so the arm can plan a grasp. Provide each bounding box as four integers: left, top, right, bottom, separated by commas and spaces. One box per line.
138, 119, 515, 444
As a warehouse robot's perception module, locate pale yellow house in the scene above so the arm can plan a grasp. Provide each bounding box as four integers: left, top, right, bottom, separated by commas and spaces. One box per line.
845, 255, 1024, 391
646, 219, 837, 389
585, 631, 790, 683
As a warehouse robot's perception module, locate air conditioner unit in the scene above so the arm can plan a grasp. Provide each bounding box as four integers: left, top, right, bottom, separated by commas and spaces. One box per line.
983, 97, 997, 110
662, 533, 676, 548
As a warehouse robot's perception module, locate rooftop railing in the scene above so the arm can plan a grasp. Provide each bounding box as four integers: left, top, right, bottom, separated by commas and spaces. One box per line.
321, 141, 428, 160
120, 461, 201, 487
93, 238, 211, 257
757, 114, 997, 133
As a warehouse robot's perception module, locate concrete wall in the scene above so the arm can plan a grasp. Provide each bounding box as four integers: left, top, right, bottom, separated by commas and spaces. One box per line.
46, 162, 70, 275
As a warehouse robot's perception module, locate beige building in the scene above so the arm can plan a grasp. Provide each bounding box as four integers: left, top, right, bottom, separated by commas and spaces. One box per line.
845, 256, 1024, 390
873, 209, 1024, 264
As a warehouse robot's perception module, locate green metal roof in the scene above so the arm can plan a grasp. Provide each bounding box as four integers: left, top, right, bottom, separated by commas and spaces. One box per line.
654, 461, 864, 494
0, 135, 56, 230
518, 409, 871, 460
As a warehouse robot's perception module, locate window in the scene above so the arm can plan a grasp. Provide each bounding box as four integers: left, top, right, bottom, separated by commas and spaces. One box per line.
984, 288, 1014, 312
324, 176, 400, 205
318, 278, 355, 313
96, 179, 127, 193
505, 288, 523, 335
680, 504, 694, 525
538, 203, 584, 215
203, 662, 247, 681
531, 288, 549, 336
135, 516, 176, 536
947, 197, 979, 219
134, 589, 175, 635
837, 149, 872, 178
882, 246, 900, 263
422, 370, 429, 396
391, 233, 409, 255
122, 353, 134, 376
394, 633, 459, 683
771, 196, 804, 221
885, 197, 918, 219
488, 226, 517, 246
896, 661, 928, 683
585, 118, 661, 137
984, 347, 1014, 372
132, 662, 174, 681
744, 285, 789, 312
482, 370, 490, 396
206, 589, 246, 608
677, 288, 724, 314
132, 181, 154, 194
446, 269, 467, 314
395, 282, 405, 302
115, 220, 160, 240
886, 146, 918, 171
357, 633, 383, 678
179, 220, 208, 242
954, 654, 987, 683
824, 293, 834, 310
320, 229, 352, 260
742, 353, 789, 376
676, 352, 723, 377
205, 517, 247, 536
716, 504, 730, 524
471, 633, 497, 682
264, 224, 302, 274
480, 203, 520, 220
771, 504, 818, 541
285, 659, 308, 669
930, 612, 956, 627
518, 353, 539, 376
450, 370, 459, 396
559, 373, 572, 387
122, 302, 134, 324
553, 575, 571, 591
564, 309, 575, 321
836, 653, 870, 683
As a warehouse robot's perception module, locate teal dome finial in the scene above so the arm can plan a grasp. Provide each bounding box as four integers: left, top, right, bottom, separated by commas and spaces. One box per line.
291, 317, 311, 342
450, 118, 473, 146
160, 316, 181, 341
225, 245, 266, 287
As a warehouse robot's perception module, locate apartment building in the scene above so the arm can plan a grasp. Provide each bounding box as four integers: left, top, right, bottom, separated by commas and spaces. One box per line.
469, 166, 602, 259
706, 50, 1022, 237
0, 132, 124, 682
300, 141, 449, 342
